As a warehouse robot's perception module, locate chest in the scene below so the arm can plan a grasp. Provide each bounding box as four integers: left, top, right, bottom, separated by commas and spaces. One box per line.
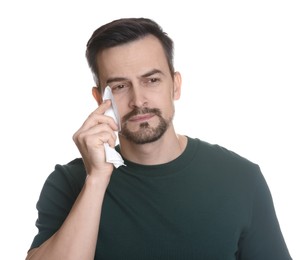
94, 174, 250, 259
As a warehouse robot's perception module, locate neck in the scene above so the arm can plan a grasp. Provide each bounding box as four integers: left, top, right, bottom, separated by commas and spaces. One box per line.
118, 127, 187, 165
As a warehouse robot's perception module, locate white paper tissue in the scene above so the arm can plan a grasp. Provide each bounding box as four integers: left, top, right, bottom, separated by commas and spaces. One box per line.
103, 86, 125, 168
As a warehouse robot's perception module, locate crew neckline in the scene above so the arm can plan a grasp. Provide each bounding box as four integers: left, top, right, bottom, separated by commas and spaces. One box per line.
115, 136, 198, 178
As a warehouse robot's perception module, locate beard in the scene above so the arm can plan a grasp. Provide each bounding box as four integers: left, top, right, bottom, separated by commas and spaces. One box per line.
120, 107, 172, 144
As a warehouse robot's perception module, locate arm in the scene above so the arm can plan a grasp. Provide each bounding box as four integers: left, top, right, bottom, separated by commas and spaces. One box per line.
26, 100, 118, 260
237, 170, 292, 260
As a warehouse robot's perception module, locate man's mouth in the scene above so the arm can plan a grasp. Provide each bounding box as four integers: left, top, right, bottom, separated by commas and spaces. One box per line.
129, 113, 154, 122
122, 107, 161, 123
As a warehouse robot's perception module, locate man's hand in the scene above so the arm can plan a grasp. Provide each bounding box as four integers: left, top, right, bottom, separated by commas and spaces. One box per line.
73, 100, 119, 177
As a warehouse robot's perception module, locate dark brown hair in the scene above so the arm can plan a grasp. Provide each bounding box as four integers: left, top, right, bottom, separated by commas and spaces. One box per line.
86, 18, 174, 92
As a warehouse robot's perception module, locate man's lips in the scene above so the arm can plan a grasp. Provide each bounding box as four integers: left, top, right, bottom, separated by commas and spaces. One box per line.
129, 113, 154, 122
122, 108, 161, 123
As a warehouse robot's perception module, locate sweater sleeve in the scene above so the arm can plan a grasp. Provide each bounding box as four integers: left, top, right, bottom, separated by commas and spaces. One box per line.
237, 170, 292, 259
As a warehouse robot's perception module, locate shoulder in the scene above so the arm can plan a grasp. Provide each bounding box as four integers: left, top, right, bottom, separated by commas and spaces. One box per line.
44, 158, 86, 196
189, 137, 254, 161
188, 136, 262, 179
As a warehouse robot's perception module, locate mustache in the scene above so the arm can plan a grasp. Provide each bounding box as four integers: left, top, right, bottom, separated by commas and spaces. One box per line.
122, 107, 162, 122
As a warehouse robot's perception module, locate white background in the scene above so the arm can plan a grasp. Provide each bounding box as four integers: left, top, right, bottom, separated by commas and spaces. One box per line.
0, 0, 299, 259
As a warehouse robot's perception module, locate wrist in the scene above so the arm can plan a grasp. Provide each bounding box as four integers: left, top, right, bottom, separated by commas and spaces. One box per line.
85, 173, 111, 190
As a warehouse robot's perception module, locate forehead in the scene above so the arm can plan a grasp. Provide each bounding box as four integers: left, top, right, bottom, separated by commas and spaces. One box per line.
96, 35, 169, 79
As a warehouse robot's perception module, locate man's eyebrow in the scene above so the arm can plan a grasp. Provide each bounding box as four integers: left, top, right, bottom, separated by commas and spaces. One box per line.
141, 69, 164, 78
106, 69, 165, 85
106, 77, 128, 85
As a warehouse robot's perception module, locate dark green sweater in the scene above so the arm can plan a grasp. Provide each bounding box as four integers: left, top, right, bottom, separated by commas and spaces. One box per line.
30, 137, 292, 259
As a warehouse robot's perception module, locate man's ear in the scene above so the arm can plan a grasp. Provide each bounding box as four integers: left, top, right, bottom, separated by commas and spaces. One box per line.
92, 86, 103, 105
173, 71, 182, 100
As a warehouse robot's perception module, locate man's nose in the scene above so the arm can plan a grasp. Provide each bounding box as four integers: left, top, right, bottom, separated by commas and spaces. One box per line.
129, 85, 147, 108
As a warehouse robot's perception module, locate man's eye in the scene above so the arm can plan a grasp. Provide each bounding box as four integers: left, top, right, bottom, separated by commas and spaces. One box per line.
145, 78, 160, 85
112, 84, 125, 90
150, 78, 158, 83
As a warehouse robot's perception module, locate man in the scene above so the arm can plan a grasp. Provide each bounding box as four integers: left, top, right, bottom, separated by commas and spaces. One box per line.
26, 18, 292, 259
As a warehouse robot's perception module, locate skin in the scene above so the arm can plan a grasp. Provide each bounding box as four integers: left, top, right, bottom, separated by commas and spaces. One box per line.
26, 35, 187, 260
94, 35, 187, 164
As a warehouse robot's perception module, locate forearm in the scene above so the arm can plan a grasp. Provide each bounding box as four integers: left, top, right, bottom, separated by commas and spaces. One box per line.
26, 174, 110, 260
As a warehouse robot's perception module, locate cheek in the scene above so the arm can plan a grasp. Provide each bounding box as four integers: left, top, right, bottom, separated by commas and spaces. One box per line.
149, 93, 174, 114
158, 97, 175, 116
114, 90, 174, 115
114, 98, 132, 121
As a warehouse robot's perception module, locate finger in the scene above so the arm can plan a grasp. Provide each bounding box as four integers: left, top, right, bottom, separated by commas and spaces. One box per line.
80, 131, 116, 150
92, 99, 111, 115
79, 100, 118, 131
75, 123, 117, 144
85, 122, 117, 138
74, 123, 117, 148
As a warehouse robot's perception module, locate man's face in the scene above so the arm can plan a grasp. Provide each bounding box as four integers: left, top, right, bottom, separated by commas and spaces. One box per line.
96, 35, 181, 144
